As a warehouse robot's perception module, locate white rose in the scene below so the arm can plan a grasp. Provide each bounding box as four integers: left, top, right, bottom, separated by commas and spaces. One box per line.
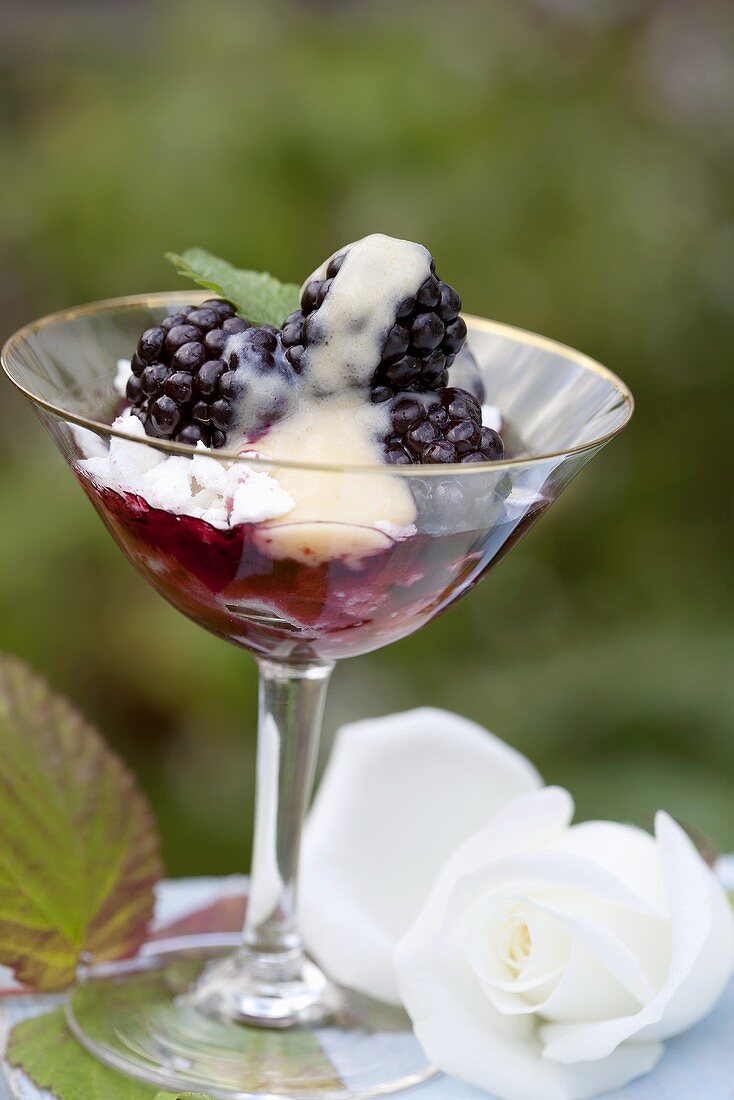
395, 787, 734, 1100
300, 708, 542, 1004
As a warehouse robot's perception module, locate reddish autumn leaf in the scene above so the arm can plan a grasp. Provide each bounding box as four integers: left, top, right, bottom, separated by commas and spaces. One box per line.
153, 893, 247, 941
0, 655, 163, 991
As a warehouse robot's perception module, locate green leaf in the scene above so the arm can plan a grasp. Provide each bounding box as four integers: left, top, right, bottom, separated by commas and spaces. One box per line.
8, 997, 340, 1098
0, 655, 163, 991
66, 961, 344, 1094
166, 248, 300, 327
7, 1010, 167, 1098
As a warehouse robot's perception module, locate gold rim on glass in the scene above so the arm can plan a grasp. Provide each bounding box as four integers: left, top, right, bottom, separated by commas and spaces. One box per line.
1, 292, 634, 475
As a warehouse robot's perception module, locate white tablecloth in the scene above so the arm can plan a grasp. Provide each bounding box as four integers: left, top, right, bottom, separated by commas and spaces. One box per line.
3, 867, 734, 1100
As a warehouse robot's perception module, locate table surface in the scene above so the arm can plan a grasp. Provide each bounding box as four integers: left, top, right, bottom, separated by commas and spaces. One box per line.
3, 868, 734, 1100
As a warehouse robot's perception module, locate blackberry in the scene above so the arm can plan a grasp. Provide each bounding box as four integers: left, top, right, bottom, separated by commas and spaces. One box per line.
280, 250, 468, 398
215, 326, 299, 439
384, 387, 504, 466
125, 300, 297, 448
126, 299, 239, 447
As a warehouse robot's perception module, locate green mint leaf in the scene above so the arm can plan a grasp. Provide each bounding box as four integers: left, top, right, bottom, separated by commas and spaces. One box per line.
166, 248, 300, 327
7, 1010, 167, 1098
0, 654, 163, 991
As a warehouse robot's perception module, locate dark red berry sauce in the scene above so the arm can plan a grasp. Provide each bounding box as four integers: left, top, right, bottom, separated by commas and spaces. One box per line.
78, 468, 548, 662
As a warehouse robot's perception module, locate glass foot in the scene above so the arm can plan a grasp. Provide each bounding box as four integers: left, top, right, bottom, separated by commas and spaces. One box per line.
66, 937, 436, 1099
191, 943, 338, 1028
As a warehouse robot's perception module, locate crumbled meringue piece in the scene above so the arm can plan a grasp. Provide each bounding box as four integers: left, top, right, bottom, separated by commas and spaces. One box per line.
114, 357, 132, 397
481, 404, 502, 432
141, 457, 192, 512
77, 409, 294, 528
231, 472, 295, 525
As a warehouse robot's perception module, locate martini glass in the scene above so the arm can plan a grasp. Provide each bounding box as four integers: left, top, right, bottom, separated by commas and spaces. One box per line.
2, 294, 632, 1099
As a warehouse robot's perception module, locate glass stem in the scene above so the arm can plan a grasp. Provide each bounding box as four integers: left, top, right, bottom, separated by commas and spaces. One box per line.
191, 657, 336, 1025
242, 657, 334, 980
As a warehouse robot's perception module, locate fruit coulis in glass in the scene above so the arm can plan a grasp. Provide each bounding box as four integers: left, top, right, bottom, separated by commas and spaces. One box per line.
78, 473, 548, 662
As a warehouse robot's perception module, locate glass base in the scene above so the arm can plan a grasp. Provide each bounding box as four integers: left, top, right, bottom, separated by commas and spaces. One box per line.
66, 936, 436, 1099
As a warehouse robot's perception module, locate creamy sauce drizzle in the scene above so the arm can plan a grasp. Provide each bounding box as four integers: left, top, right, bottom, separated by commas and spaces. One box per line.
235, 234, 433, 563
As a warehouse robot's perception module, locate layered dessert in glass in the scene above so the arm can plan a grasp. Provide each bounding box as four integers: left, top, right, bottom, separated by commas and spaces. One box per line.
76, 234, 538, 662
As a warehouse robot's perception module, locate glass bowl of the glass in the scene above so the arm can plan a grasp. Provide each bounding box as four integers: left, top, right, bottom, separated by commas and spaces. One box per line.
2, 294, 632, 665
2, 295, 633, 1100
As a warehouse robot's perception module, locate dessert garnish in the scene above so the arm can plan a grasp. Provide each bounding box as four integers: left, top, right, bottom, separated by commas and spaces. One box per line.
283, 247, 465, 399
78, 234, 512, 573
70, 236, 550, 658
124, 234, 504, 465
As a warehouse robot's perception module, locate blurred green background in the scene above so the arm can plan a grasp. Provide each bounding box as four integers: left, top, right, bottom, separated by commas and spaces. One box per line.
1, 0, 733, 875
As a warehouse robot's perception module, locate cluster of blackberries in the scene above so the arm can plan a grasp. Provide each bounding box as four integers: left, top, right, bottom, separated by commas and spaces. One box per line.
384, 388, 504, 466
279, 247, 502, 465
127, 247, 504, 465
126, 299, 280, 448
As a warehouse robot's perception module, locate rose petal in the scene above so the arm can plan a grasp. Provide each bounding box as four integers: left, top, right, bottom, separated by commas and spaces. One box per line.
396, 789, 664, 1100
550, 821, 673, 992
470, 898, 656, 1021
467, 900, 570, 1014
300, 708, 542, 1004
466, 898, 571, 997
640, 811, 734, 1041
520, 908, 653, 1021
441, 849, 662, 941
550, 821, 667, 912
407, 978, 661, 1100
540, 813, 734, 1063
